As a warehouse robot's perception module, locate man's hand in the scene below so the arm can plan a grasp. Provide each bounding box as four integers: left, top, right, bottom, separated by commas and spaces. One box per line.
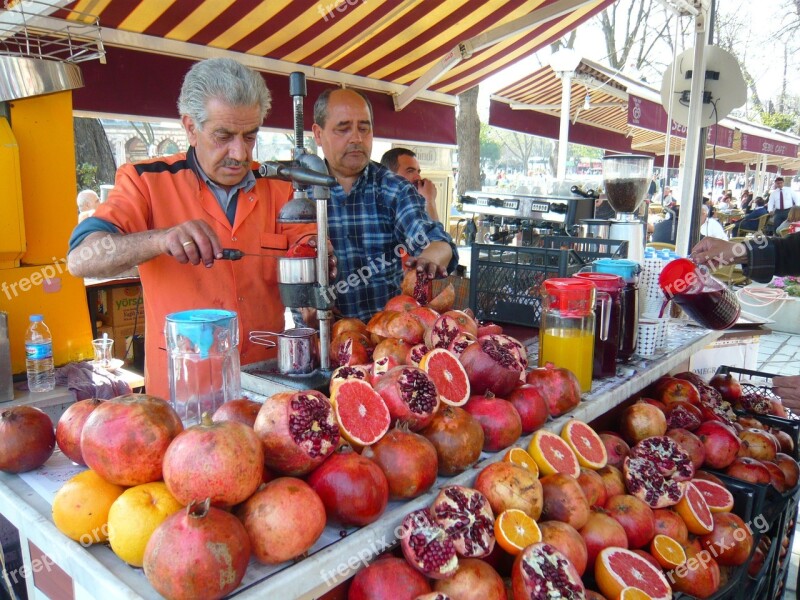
690, 237, 746, 270
772, 375, 800, 411
416, 179, 437, 203
162, 220, 223, 268
305, 236, 338, 281
404, 240, 452, 279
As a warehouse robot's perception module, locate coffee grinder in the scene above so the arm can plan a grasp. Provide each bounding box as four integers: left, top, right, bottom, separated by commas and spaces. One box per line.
243, 72, 338, 395
603, 154, 653, 264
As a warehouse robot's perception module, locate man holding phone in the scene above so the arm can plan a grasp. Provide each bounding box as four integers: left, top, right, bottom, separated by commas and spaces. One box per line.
381, 147, 440, 222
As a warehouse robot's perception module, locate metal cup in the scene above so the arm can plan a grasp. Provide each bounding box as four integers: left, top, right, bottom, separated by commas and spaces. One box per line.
276, 328, 319, 375
278, 257, 316, 284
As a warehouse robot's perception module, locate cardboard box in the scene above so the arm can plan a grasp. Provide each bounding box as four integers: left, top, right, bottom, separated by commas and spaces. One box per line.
688, 333, 761, 380
99, 285, 145, 327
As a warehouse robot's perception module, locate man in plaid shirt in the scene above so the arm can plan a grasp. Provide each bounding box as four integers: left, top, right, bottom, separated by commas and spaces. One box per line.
312, 88, 457, 321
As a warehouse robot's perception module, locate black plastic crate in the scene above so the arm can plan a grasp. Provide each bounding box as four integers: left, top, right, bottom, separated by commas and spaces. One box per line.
539, 235, 629, 262
765, 502, 798, 599
468, 244, 584, 327
743, 512, 781, 599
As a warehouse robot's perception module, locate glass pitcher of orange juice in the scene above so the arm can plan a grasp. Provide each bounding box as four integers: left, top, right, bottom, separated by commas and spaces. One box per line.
538, 278, 601, 393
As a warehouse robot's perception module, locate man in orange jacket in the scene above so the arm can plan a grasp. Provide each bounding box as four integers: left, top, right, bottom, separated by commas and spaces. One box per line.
67, 58, 315, 399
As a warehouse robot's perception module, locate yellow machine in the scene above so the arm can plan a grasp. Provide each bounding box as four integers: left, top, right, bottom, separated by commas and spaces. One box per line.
0, 92, 94, 374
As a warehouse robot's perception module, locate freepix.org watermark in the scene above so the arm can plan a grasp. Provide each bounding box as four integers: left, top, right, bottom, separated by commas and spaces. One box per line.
1, 236, 116, 301
320, 230, 432, 304
317, 0, 367, 22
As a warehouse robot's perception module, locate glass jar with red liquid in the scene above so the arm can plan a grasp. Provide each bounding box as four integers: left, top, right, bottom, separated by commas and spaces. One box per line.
658, 258, 741, 330
574, 272, 624, 378
593, 258, 640, 361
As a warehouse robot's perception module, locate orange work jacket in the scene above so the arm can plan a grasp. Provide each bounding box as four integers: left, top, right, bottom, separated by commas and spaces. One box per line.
92, 150, 312, 399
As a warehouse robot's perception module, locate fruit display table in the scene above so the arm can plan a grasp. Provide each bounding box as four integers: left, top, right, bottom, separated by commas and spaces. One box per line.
0, 322, 723, 600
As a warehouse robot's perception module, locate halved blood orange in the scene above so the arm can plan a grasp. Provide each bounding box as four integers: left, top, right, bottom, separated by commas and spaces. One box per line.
619, 587, 653, 600
332, 379, 391, 446
494, 508, 541, 555
418, 348, 470, 407
329, 365, 371, 400
692, 478, 734, 513
503, 447, 540, 477
560, 419, 607, 470
595, 547, 672, 600
649, 534, 686, 569
674, 481, 714, 535
528, 430, 580, 478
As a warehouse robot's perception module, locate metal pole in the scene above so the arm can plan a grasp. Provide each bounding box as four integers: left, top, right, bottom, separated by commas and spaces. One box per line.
557, 72, 572, 180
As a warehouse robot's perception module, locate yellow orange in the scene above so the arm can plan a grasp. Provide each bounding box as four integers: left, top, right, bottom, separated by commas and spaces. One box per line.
619, 587, 653, 600
674, 482, 714, 535
107, 481, 184, 567
560, 419, 607, 470
503, 447, 540, 476
528, 430, 580, 478
52, 469, 125, 544
649, 534, 687, 569
494, 509, 541, 555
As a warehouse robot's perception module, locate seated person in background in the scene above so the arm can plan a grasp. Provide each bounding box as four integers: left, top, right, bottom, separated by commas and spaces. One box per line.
775, 205, 800, 236
651, 197, 679, 244
732, 197, 767, 236
77, 189, 100, 223
380, 148, 440, 221
740, 190, 753, 213
700, 204, 728, 240
593, 193, 616, 220
716, 190, 733, 211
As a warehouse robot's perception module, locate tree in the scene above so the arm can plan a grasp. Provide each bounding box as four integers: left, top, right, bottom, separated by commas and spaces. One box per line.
494, 129, 538, 173
479, 122, 501, 164
456, 86, 481, 196
73, 117, 117, 191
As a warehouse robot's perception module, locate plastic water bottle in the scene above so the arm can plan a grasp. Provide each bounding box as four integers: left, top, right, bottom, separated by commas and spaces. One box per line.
25, 314, 55, 392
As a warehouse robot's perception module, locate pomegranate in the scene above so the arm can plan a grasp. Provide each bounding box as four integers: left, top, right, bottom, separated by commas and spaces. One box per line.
361, 427, 438, 500
386, 312, 426, 344
211, 398, 261, 427
332, 317, 367, 338
463, 393, 522, 452
331, 331, 371, 366
477, 322, 503, 337
577, 468, 608, 509
421, 406, 484, 476
597, 464, 626, 498
473, 462, 543, 519
599, 432, 630, 468
254, 390, 339, 476
237, 477, 325, 564
430, 486, 495, 558
402, 269, 433, 305
697, 384, 737, 424
653, 508, 689, 543
771, 429, 794, 454
507, 384, 549, 434
538, 520, 588, 576
433, 558, 506, 600
524, 363, 581, 417
416, 595, 452, 600
762, 460, 788, 492
307, 448, 389, 527
428, 284, 456, 313
143, 499, 250, 600
539, 473, 590, 530
55, 399, 101, 466
709, 373, 742, 404
605, 494, 656, 548
656, 377, 701, 406
695, 420, 741, 469
162, 413, 263, 507
664, 400, 703, 431
694, 470, 725, 486
670, 539, 721, 598
385, 294, 421, 312
441, 310, 478, 337
374, 366, 439, 431
329, 364, 371, 394
623, 436, 692, 508
511, 543, 585, 599
579, 510, 628, 567
372, 338, 412, 366
666, 428, 706, 471
399, 509, 458, 580
673, 371, 707, 388
737, 428, 778, 461
447, 332, 477, 359
425, 315, 462, 350
773, 452, 800, 487
618, 401, 667, 444
349, 557, 431, 600
459, 335, 525, 397
80, 394, 182, 486
367, 310, 399, 339
406, 343, 430, 367
372, 355, 400, 381
0, 405, 55, 473
725, 456, 771, 484
409, 306, 440, 331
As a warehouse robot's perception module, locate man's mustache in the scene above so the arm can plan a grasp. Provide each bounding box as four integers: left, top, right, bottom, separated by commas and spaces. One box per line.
345, 145, 367, 154
221, 159, 250, 168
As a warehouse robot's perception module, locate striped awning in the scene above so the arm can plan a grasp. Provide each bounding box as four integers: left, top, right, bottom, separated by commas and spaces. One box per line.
56, 0, 613, 102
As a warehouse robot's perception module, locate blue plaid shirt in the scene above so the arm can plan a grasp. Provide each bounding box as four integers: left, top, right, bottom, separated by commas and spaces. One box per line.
324, 161, 457, 320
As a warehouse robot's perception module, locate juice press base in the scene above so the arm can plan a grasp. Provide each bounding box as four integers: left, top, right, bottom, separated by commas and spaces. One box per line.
241, 359, 332, 397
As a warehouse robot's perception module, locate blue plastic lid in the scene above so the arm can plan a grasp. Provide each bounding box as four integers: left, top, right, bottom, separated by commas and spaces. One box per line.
166, 309, 238, 359
593, 258, 640, 281
29, 314, 43, 322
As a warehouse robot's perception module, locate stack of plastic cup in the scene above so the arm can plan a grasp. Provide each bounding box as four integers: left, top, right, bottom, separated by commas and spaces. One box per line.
636, 318, 660, 357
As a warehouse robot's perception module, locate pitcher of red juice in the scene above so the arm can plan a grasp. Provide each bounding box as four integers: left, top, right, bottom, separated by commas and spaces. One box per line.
658, 258, 741, 330
539, 278, 602, 393
574, 272, 624, 378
